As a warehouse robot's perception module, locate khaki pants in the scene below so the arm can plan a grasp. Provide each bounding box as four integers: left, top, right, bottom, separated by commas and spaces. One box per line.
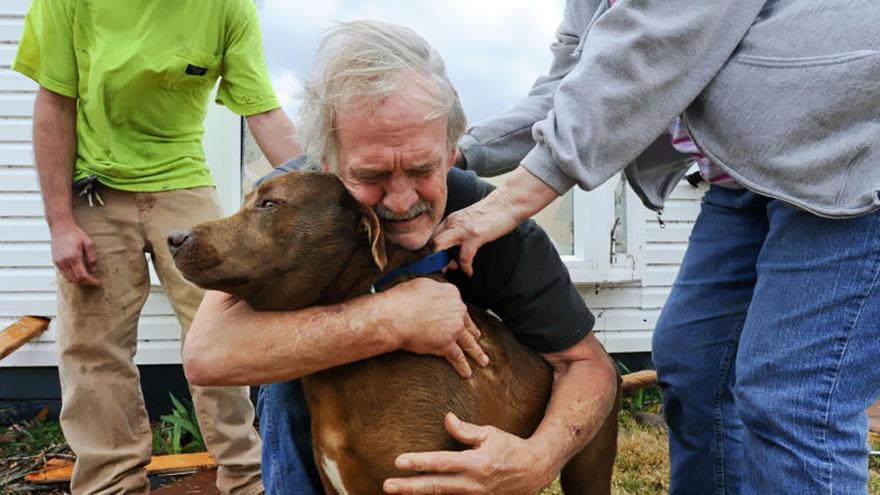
57, 186, 263, 494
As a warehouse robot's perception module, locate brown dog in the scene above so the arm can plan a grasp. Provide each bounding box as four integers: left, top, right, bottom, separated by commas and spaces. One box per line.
169, 170, 620, 494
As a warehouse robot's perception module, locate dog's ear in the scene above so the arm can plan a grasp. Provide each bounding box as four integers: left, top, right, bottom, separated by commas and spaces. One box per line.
359, 206, 387, 270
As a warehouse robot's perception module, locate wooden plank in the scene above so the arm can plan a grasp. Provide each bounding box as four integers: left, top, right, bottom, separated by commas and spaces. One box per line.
0, 19, 25, 42
0, 192, 43, 215
26, 452, 216, 484
0, 218, 50, 240
0, 144, 33, 165
645, 223, 693, 244
596, 330, 654, 353
0, 166, 38, 190
621, 369, 657, 393
0, 45, 17, 67
0, 119, 32, 141
643, 266, 680, 287
5, 0, 32, 16
0, 69, 37, 91
0, 290, 175, 316
0, 268, 55, 291
0, 242, 50, 267
0, 314, 49, 360
600, 308, 660, 330
579, 286, 642, 309
644, 244, 687, 265
0, 316, 182, 345
0, 338, 186, 367
0, 93, 35, 116
658, 200, 701, 222
640, 287, 674, 309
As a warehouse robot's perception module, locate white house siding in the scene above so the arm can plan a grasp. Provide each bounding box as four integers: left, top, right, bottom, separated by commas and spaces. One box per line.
587, 182, 707, 354
0, 0, 706, 366
0, 0, 185, 367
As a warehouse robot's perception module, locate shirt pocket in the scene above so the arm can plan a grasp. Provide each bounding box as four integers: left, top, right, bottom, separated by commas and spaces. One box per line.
161, 46, 222, 91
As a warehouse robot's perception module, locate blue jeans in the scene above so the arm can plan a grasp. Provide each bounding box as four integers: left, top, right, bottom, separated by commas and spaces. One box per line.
256, 379, 322, 494
653, 186, 880, 494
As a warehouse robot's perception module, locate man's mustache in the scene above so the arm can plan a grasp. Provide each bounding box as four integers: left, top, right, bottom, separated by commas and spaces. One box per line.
375, 200, 432, 221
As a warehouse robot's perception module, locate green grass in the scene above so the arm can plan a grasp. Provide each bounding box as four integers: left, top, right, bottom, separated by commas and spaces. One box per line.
0, 418, 66, 459
151, 393, 206, 455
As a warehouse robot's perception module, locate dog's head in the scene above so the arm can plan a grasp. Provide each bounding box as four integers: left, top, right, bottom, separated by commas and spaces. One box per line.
169, 171, 388, 310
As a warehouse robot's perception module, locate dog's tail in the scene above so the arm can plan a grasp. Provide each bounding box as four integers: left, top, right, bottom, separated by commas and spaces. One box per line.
621, 369, 657, 394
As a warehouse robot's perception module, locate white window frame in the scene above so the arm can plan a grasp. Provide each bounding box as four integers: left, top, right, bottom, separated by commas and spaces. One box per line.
563, 175, 646, 284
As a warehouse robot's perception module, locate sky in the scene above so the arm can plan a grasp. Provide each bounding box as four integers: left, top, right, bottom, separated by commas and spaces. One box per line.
255, 0, 565, 126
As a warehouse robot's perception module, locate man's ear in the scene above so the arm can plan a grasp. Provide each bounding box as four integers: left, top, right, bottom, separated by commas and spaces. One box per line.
445, 146, 457, 170
359, 205, 387, 270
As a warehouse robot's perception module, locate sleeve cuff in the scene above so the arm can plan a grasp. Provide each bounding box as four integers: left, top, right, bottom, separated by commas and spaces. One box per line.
535, 310, 595, 354
13, 63, 78, 99
458, 133, 486, 174
521, 143, 577, 195
216, 94, 280, 117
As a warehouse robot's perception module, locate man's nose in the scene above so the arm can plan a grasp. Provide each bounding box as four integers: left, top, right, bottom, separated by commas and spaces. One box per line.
167, 229, 193, 256
381, 178, 419, 213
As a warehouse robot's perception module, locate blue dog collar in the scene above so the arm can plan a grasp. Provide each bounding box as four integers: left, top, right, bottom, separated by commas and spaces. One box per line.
371, 250, 451, 292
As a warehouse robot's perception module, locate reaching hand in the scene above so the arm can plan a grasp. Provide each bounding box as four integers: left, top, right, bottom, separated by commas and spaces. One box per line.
382, 278, 489, 378
433, 167, 560, 276
51, 223, 100, 286
432, 192, 521, 277
383, 412, 554, 495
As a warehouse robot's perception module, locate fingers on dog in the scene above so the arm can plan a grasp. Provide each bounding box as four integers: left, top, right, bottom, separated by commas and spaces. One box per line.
446, 344, 472, 378
395, 450, 471, 473
459, 331, 488, 368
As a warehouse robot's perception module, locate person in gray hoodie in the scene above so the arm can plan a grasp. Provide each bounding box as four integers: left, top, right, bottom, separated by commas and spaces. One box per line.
435, 0, 880, 493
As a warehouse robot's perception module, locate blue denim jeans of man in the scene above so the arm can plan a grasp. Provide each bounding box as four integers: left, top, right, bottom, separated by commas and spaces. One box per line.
652, 186, 880, 494
257, 380, 322, 494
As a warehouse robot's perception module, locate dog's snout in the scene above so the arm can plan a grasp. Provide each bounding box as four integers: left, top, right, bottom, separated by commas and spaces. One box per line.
167, 230, 192, 256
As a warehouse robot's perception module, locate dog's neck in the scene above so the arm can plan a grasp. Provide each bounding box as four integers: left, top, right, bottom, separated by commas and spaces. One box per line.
317, 240, 431, 306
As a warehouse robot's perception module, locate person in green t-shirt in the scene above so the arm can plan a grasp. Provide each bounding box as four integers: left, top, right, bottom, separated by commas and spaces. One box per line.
14, 1, 300, 492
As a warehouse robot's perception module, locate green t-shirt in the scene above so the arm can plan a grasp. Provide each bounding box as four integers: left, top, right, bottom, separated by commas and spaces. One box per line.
14, 0, 280, 192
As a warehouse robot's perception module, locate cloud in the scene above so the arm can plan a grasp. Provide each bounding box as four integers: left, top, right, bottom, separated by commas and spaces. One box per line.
257, 0, 565, 123
272, 70, 302, 108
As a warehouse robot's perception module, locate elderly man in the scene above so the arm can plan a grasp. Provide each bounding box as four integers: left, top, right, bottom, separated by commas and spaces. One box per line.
183, 21, 617, 494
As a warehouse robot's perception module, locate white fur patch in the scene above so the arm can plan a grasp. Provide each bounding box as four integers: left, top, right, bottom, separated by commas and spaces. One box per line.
320, 450, 349, 495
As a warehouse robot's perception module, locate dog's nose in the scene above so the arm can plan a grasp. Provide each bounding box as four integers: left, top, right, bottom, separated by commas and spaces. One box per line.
167, 230, 192, 256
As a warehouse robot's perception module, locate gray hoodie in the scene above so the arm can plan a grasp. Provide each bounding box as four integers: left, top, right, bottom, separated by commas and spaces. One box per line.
460, 0, 880, 218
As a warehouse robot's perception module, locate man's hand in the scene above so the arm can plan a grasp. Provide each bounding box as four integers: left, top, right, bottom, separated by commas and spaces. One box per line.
51, 222, 99, 286
383, 412, 554, 495
433, 167, 559, 276
383, 278, 489, 378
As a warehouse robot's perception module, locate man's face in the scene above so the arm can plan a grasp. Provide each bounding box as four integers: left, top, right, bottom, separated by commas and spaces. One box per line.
331, 81, 455, 250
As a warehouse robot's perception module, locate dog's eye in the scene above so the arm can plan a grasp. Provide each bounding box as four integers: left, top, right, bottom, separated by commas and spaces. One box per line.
257, 199, 280, 209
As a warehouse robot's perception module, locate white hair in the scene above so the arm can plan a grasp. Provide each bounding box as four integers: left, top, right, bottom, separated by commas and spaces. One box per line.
297, 20, 467, 169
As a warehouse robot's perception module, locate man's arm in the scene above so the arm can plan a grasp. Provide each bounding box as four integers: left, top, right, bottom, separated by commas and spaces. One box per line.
183, 277, 489, 386
33, 87, 99, 286
245, 107, 302, 167
383, 333, 617, 494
